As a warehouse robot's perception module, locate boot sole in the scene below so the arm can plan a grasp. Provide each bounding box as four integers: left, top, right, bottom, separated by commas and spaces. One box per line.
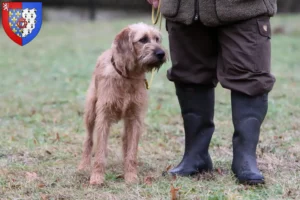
166, 168, 213, 177
239, 179, 265, 185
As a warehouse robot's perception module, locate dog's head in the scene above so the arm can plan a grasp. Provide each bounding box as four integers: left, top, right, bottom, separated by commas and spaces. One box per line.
112, 23, 167, 74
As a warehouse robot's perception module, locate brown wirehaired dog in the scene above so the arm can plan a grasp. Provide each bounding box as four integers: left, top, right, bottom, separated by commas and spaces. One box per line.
78, 23, 167, 185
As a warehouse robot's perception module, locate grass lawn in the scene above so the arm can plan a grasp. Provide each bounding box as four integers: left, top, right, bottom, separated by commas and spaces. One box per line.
0, 13, 300, 200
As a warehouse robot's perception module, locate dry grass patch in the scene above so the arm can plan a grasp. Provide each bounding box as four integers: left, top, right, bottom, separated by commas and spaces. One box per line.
0, 14, 300, 200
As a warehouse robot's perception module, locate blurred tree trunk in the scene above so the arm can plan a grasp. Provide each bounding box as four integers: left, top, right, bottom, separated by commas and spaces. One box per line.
89, 0, 95, 21
2, 0, 299, 13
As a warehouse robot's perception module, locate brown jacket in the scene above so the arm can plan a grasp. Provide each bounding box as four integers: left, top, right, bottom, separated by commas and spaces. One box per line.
161, 0, 277, 26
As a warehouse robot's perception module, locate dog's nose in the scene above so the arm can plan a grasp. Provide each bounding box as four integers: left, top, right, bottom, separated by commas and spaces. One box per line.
155, 49, 165, 60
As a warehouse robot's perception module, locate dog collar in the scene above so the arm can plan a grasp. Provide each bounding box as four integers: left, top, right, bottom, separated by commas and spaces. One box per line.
111, 56, 149, 89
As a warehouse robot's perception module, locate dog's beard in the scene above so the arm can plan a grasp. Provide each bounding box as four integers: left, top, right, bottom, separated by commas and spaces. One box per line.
138, 48, 165, 72
140, 56, 163, 72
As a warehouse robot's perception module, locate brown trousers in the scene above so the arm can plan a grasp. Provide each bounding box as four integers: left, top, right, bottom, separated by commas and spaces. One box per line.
166, 16, 275, 96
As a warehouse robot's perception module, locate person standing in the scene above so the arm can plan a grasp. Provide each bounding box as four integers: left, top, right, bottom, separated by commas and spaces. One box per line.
147, 0, 277, 185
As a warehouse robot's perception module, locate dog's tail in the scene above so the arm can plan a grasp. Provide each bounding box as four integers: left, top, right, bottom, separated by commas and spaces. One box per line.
78, 75, 97, 170
83, 75, 97, 151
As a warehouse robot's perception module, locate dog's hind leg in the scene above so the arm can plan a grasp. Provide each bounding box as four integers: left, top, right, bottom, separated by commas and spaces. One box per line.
90, 113, 111, 185
78, 78, 97, 171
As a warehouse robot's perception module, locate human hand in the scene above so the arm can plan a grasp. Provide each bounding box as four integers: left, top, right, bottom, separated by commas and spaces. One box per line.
147, 0, 159, 8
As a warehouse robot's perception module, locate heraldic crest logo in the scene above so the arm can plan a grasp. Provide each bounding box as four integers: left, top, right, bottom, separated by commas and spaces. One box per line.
2, 2, 42, 46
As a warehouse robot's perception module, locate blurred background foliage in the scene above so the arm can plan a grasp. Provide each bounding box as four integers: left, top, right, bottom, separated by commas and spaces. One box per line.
2, 0, 300, 12
0, 0, 299, 22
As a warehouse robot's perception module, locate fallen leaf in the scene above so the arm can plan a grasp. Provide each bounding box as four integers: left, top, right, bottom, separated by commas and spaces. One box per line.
31, 109, 36, 116
116, 174, 124, 180
166, 165, 172, 171
170, 184, 180, 200
10, 184, 21, 189
156, 104, 161, 110
172, 174, 177, 181
11, 136, 16, 141
33, 139, 37, 145
38, 182, 46, 188
144, 176, 154, 185
158, 143, 166, 148
217, 168, 223, 175
41, 194, 48, 200
55, 133, 60, 141
26, 172, 38, 182
162, 165, 172, 177
55, 178, 60, 182
45, 150, 52, 155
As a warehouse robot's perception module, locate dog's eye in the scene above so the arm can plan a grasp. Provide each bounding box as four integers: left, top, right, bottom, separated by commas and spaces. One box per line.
155, 37, 160, 42
139, 37, 148, 44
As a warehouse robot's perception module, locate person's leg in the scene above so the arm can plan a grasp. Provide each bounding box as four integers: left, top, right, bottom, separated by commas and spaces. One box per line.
166, 20, 218, 176
217, 16, 275, 184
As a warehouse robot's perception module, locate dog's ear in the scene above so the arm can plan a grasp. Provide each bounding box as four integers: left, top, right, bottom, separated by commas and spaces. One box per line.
112, 28, 136, 74
114, 28, 134, 55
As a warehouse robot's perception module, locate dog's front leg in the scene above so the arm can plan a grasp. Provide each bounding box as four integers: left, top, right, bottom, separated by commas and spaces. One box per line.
90, 115, 111, 185
123, 117, 143, 184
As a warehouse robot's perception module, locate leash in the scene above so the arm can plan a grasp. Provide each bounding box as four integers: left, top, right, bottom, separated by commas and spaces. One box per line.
151, 1, 162, 30
147, 1, 163, 90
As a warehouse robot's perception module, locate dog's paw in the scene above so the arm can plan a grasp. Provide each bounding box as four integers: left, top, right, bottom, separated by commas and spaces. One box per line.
90, 173, 104, 185
124, 173, 138, 184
